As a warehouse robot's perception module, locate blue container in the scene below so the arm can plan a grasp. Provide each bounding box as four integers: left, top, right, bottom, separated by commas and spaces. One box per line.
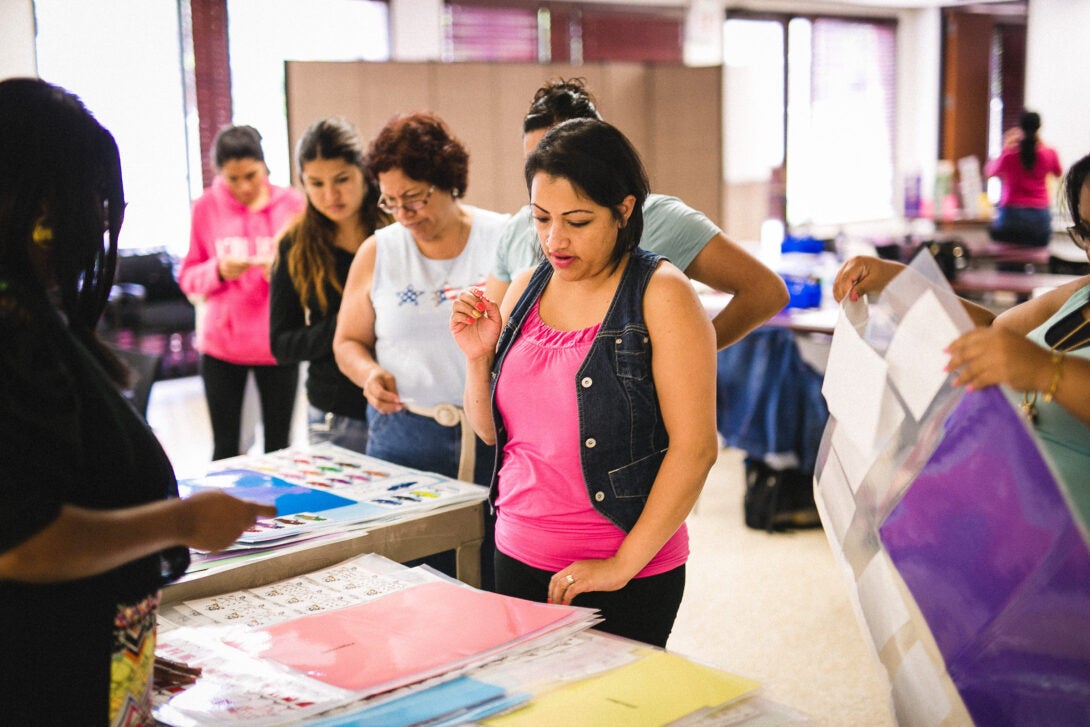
780, 274, 822, 309
779, 235, 824, 309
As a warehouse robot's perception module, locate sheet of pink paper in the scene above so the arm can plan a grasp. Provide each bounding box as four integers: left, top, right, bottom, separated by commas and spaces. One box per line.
228, 581, 578, 693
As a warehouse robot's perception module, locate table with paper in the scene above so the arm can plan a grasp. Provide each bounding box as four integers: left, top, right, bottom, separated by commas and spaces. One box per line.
169, 443, 489, 589
815, 252, 1090, 726
153, 554, 778, 727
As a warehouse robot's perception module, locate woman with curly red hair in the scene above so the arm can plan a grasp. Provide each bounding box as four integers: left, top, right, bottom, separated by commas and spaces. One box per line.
334, 111, 508, 485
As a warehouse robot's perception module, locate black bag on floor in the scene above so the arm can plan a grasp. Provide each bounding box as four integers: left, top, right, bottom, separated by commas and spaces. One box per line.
744, 459, 821, 532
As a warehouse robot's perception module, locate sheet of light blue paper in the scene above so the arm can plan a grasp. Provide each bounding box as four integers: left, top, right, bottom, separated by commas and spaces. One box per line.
300, 676, 512, 727
178, 469, 357, 514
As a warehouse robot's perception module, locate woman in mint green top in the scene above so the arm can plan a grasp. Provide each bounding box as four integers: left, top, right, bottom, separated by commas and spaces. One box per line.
485, 78, 788, 351
833, 151, 1090, 528
1018, 283, 1090, 518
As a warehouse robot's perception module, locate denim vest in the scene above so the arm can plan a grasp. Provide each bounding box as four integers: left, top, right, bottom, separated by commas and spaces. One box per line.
489, 248, 668, 532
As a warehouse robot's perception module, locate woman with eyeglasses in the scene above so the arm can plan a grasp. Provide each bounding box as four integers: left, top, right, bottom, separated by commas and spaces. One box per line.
832, 151, 1090, 523
334, 111, 508, 488
179, 124, 305, 460
270, 117, 391, 453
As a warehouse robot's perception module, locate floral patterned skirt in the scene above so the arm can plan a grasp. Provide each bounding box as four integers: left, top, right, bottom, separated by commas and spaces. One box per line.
110, 592, 159, 727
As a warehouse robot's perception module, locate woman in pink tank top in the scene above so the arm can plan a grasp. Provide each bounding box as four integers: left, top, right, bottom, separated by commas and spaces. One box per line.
451, 119, 719, 647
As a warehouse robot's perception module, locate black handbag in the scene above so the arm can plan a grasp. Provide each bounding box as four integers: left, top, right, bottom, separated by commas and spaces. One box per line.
919, 238, 970, 281
743, 459, 821, 533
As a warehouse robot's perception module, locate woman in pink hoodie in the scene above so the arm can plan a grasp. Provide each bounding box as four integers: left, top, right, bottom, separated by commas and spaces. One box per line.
180, 125, 305, 460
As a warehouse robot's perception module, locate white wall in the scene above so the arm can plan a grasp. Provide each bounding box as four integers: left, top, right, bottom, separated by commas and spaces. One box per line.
34, 0, 192, 253
0, 0, 37, 78
390, 0, 444, 61
1025, 0, 1090, 202
3, 0, 1085, 231
895, 8, 941, 218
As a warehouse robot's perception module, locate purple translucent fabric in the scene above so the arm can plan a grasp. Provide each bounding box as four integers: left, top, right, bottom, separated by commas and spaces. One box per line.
879, 387, 1090, 725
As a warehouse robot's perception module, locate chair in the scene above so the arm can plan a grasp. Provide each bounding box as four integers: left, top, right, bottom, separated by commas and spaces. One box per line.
108, 248, 195, 334
102, 248, 197, 379
109, 345, 162, 419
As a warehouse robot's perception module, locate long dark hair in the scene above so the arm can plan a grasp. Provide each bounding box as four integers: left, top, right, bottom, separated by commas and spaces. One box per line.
281, 117, 390, 313
0, 78, 127, 383
1018, 110, 1041, 172
525, 118, 649, 268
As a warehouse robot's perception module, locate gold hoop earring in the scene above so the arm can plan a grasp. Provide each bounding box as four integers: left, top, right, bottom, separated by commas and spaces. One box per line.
32, 217, 54, 247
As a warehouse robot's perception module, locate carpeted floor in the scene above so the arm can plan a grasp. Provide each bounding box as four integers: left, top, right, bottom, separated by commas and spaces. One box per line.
667, 448, 895, 725
147, 377, 895, 725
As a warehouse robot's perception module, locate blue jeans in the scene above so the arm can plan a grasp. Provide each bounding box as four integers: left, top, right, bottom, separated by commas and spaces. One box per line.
365, 405, 495, 485
990, 206, 1052, 247
366, 404, 496, 586
307, 405, 368, 454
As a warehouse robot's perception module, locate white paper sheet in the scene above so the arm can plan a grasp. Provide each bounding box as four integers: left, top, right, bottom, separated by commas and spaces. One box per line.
891, 642, 952, 727
815, 446, 857, 544
830, 419, 871, 494
885, 289, 960, 421
857, 553, 911, 652
823, 308, 890, 455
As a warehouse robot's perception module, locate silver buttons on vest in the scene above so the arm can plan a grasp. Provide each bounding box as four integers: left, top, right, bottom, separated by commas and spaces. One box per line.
594, 491, 605, 502
585, 438, 597, 448
581, 376, 593, 388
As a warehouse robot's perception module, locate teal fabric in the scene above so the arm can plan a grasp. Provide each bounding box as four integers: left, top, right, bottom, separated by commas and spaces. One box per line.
1013, 283, 1090, 531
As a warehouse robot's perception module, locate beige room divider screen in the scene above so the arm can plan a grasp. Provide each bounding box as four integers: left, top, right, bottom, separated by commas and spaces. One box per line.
285, 61, 722, 227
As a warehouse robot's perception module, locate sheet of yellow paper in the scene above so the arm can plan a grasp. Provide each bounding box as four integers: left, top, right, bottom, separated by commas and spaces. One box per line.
484, 650, 761, 727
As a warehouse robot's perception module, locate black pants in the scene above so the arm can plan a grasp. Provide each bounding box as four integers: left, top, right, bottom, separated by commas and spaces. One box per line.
494, 549, 685, 648
199, 353, 298, 460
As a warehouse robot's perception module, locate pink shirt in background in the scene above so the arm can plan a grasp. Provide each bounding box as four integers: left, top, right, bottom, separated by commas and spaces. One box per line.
985, 144, 1063, 209
179, 177, 304, 365
494, 301, 688, 576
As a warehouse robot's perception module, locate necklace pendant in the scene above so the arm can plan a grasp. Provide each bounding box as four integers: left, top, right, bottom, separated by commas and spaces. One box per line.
1021, 397, 1038, 425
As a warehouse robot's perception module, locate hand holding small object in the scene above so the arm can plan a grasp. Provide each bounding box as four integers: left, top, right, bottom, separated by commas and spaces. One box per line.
218, 256, 253, 281
362, 366, 403, 414
450, 288, 500, 360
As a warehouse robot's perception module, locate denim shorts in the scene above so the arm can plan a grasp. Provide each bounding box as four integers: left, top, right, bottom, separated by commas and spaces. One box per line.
365, 404, 495, 485
307, 405, 369, 454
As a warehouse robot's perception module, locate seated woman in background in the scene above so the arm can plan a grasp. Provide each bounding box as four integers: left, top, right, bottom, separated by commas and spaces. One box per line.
333, 111, 508, 485
0, 77, 276, 726
834, 150, 1090, 526
985, 110, 1062, 248
451, 118, 719, 647
270, 117, 391, 453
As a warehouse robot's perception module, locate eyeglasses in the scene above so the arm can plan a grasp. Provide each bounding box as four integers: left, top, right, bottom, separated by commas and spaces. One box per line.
378, 185, 435, 215
1067, 225, 1090, 251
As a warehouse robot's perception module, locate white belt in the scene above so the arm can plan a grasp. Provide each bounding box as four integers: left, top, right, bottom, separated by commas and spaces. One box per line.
404, 403, 475, 482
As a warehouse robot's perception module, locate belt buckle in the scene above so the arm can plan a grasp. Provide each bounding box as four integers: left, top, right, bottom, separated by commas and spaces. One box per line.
433, 404, 459, 427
